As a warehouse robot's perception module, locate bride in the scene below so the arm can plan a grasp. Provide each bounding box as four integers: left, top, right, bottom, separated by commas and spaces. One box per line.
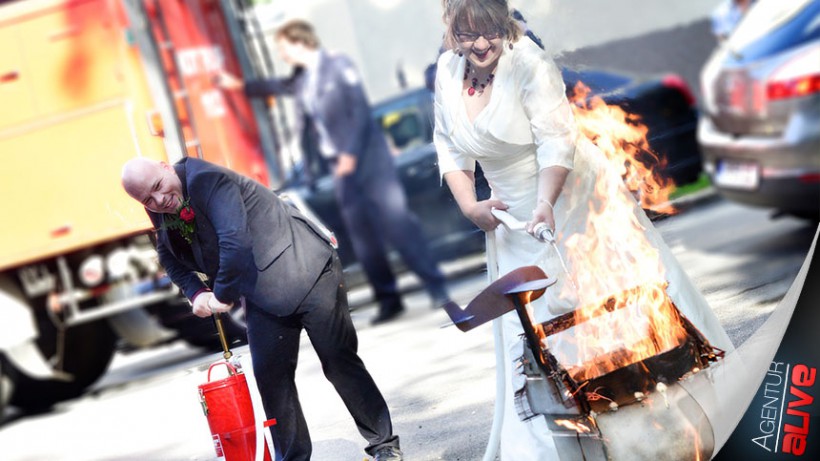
433, 0, 735, 459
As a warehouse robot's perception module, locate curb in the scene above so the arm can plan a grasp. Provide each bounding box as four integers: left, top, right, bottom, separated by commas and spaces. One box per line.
649, 186, 719, 222
670, 186, 720, 209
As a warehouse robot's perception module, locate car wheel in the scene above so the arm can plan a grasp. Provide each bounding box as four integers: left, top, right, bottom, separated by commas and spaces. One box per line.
5, 318, 117, 412
0, 357, 13, 419
786, 210, 820, 223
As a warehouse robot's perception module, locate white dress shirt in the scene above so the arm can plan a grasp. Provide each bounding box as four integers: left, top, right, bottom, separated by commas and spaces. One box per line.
301, 51, 337, 158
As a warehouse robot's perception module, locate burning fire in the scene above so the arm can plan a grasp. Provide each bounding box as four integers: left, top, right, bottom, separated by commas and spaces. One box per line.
569, 81, 676, 213
540, 81, 690, 383
690, 425, 702, 461
544, 284, 688, 382
555, 418, 592, 433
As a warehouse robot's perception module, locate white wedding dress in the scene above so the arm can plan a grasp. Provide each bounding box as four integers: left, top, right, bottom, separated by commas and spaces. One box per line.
434, 39, 734, 460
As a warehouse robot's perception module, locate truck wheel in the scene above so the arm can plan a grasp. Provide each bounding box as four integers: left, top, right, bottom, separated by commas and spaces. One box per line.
150, 297, 248, 351
5, 317, 117, 412
0, 358, 12, 419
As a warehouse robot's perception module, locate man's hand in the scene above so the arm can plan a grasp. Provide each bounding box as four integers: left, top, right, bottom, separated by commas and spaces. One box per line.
334, 153, 357, 177
191, 292, 234, 318
208, 295, 234, 315
215, 71, 244, 91
192, 291, 214, 318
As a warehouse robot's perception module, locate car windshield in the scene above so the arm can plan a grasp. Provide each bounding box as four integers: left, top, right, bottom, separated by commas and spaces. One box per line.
373, 90, 434, 155
728, 0, 820, 60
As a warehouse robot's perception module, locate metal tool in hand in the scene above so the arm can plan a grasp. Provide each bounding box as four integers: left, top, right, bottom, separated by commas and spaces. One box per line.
212, 313, 233, 360
531, 222, 554, 243
491, 209, 578, 292
212, 296, 246, 361
532, 222, 578, 293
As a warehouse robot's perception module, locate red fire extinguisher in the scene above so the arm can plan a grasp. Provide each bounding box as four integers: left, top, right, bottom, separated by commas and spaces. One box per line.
198, 313, 275, 461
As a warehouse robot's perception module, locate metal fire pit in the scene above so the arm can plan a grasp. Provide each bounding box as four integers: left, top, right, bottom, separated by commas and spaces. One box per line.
443, 266, 725, 461
529, 287, 720, 414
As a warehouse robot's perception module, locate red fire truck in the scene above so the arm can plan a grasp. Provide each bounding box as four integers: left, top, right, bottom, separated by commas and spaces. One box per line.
0, 0, 280, 416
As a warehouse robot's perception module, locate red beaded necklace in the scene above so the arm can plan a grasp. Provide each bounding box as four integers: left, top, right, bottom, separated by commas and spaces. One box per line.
463, 60, 495, 96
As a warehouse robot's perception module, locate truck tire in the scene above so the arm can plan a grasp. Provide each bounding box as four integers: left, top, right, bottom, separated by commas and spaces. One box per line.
150, 297, 248, 351
5, 317, 117, 412
0, 358, 12, 419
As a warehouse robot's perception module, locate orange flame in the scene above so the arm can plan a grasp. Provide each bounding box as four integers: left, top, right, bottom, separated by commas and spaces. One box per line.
540, 81, 689, 382
569, 81, 676, 214
545, 285, 688, 382
554, 418, 592, 433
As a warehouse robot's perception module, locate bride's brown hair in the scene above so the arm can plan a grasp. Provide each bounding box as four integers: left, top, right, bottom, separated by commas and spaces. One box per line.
442, 0, 521, 50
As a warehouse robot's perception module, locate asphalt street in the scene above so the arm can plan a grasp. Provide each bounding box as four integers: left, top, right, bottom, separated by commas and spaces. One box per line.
0, 196, 815, 461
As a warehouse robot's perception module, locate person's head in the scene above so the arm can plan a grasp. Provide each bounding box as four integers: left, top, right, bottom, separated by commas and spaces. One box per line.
274, 19, 320, 66
443, 0, 521, 70
121, 158, 184, 214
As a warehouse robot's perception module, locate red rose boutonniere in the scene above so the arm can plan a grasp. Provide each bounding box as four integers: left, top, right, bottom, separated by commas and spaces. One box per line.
161, 197, 196, 244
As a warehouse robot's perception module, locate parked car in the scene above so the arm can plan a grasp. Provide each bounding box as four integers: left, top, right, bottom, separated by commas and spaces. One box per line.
699, 0, 820, 220
285, 65, 704, 269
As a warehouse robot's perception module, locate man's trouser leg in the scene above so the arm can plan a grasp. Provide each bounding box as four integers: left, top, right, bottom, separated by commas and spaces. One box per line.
246, 307, 311, 461
299, 253, 400, 455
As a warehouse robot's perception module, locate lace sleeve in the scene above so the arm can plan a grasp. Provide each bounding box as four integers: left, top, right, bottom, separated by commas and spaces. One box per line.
515, 47, 577, 171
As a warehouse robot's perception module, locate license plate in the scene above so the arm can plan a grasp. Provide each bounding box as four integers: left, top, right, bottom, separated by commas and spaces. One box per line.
715, 160, 759, 190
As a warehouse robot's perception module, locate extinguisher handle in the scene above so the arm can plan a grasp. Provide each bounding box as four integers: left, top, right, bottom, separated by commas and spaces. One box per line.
212, 312, 233, 360
206, 360, 238, 382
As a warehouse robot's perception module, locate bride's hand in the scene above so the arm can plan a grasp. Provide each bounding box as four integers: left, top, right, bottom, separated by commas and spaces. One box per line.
526, 200, 555, 235
465, 199, 508, 232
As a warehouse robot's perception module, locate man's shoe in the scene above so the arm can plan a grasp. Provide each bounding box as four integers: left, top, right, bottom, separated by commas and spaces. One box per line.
371, 302, 405, 325
373, 446, 403, 461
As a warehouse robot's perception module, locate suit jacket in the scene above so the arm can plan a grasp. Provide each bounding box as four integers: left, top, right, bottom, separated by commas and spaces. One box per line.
244, 51, 397, 185
150, 158, 333, 316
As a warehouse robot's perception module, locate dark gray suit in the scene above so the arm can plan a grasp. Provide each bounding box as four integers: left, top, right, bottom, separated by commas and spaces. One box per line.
244, 51, 447, 319
151, 158, 399, 460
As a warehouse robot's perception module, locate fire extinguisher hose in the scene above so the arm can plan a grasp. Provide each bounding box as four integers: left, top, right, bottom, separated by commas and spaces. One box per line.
482, 230, 504, 461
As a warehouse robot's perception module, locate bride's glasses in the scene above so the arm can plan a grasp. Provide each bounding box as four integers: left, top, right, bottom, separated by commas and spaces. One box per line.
455, 29, 503, 43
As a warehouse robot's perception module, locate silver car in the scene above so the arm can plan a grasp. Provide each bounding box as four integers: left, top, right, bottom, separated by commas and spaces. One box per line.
699, 0, 820, 219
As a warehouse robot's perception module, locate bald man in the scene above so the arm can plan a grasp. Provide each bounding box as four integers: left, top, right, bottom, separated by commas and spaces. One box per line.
121, 157, 403, 461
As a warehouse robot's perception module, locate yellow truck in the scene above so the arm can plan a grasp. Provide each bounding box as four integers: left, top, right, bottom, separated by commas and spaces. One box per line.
0, 0, 278, 415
